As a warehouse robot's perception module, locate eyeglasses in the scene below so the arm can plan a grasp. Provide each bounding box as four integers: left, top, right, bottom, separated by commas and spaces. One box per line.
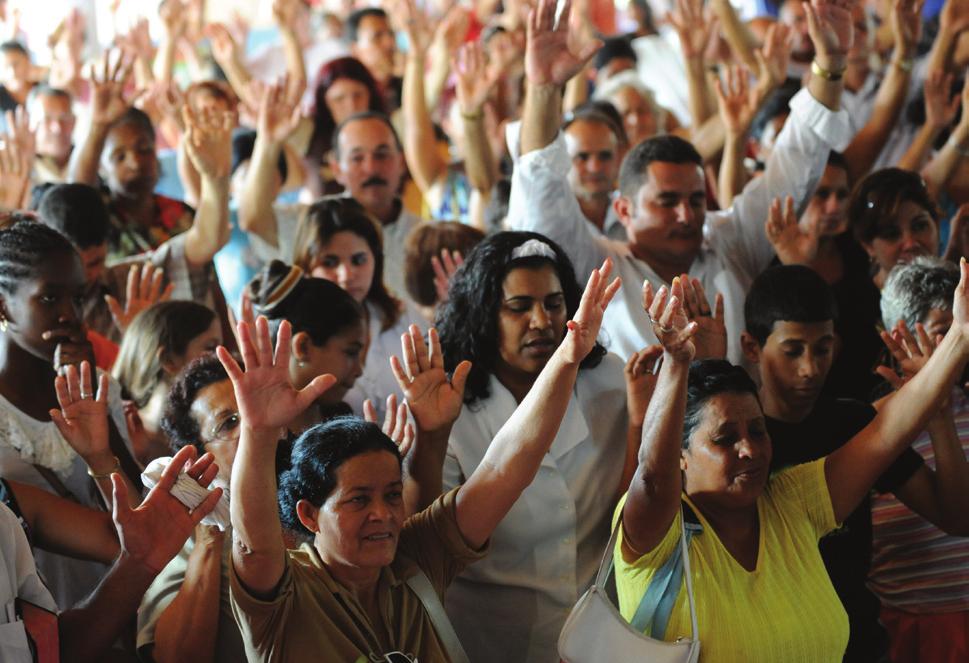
381, 653, 416, 663
206, 412, 240, 443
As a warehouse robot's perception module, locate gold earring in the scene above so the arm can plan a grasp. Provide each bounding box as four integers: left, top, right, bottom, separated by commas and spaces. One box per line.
0, 317, 7, 332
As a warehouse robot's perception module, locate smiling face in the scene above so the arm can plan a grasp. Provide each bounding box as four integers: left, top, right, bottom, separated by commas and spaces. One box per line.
306, 449, 404, 571
683, 392, 772, 510
745, 320, 836, 422
1, 247, 86, 362
309, 230, 376, 303
493, 264, 568, 384
863, 200, 939, 279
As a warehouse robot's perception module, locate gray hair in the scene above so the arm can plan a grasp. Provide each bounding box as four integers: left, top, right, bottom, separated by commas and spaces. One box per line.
880, 256, 959, 331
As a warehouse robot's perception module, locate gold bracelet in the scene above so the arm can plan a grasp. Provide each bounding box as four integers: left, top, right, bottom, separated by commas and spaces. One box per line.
892, 57, 915, 72
460, 109, 483, 121
811, 60, 846, 82
87, 456, 120, 480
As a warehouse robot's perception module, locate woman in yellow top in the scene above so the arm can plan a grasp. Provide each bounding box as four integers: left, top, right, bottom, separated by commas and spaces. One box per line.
616, 266, 969, 662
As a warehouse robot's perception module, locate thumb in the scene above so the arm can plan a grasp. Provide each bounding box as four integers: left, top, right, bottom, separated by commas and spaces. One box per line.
49, 409, 69, 436
451, 360, 472, 396
297, 373, 338, 408
111, 473, 130, 524
576, 38, 603, 64
875, 365, 904, 391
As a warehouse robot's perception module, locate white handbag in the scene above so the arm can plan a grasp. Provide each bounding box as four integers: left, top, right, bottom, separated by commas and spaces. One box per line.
557, 504, 702, 663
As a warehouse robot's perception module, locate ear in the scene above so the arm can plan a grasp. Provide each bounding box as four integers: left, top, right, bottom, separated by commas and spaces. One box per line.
329, 151, 345, 186
680, 450, 688, 472
158, 346, 180, 377
740, 331, 762, 365
295, 499, 320, 533
291, 331, 312, 364
613, 195, 634, 228
860, 239, 876, 259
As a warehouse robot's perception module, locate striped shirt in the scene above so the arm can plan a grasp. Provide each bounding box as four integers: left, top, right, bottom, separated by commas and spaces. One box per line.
868, 388, 969, 613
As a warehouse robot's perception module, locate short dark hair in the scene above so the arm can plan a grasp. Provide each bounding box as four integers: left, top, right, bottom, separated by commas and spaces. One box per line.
849, 168, 940, 245
618, 134, 703, 197
404, 221, 485, 306
331, 110, 402, 159
827, 150, 848, 173
231, 128, 288, 182
277, 416, 401, 535
107, 106, 156, 143
29, 84, 71, 106
563, 102, 629, 147
162, 353, 231, 452
683, 360, 760, 448
346, 7, 389, 42
0, 41, 28, 58
744, 265, 838, 346
593, 36, 637, 72
36, 183, 109, 249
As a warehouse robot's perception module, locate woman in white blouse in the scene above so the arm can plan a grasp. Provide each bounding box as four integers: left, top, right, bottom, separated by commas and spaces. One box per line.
292, 197, 424, 421
435, 231, 638, 662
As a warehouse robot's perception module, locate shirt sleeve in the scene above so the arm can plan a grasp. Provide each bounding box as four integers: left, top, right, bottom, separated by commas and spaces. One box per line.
769, 459, 839, 539
505, 122, 608, 281
229, 555, 296, 659
706, 87, 854, 280
397, 486, 488, 597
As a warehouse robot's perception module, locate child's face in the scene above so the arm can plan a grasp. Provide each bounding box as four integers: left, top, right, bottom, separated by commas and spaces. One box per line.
749, 320, 836, 420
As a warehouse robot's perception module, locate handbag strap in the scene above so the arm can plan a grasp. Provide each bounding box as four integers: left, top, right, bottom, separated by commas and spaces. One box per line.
405, 569, 470, 663
630, 503, 702, 639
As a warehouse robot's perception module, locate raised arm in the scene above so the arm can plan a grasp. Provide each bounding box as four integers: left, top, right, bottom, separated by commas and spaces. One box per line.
621, 278, 699, 558
897, 70, 960, 172
206, 23, 255, 112
841, 0, 922, 183
715, 65, 757, 208
218, 318, 336, 597
273, 0, 308, 99
670, 0, 718, 129
921, 80, 969, 200
58, 446, 221, 663
390, 325, 472, 512
181, 104, 235, 266
154, 1, 188, 85
238, 78, 302, 249
68, 52, 133, 186
454, 42, 501, 195
825, 260, 969, 524
709, 0, 761, 72
454, 259, 620, 550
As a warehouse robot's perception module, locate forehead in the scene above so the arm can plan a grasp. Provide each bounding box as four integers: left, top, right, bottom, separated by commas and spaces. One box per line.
322, 230, 372, 254
327, 78, 368, 95
818, 164, 848, 188
106, 122, 153, 148
0, 49, 27, 64
610, 86, 648, 109
766, 319, 834, 344
338, 118, 396, 151
333, 449, 401, 490
20, 249, 84, 291
564, 120, 617, 152
642, 161, 705, 194
698, 391, 763, 427
189, 378, 235, 423
38, 94, 72, 115
358, 14, 391, 34
502, 263, 563, 295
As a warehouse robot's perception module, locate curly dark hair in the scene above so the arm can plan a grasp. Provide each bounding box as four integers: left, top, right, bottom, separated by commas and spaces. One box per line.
435, 231, 607, 405
162, 353, 231, 452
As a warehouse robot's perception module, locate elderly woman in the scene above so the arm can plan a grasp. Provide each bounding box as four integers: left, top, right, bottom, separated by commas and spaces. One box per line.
219, 257, 618, 662
592, 70, 669, 147
435, 232, 645, 662
872, 257, 969, 662
615, 269, 969, 662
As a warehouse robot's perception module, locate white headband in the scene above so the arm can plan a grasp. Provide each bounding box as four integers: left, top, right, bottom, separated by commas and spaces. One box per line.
511, 239, 557, 262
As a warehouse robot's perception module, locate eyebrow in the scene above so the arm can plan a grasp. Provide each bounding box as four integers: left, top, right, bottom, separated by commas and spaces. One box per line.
504, 291, 564, 302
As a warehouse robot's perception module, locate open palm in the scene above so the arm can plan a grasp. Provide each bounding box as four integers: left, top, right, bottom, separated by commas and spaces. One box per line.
216, 317, 335, 433
560, 259, 621, 364
525, 0, 601, 87
766, 195, 820, 265
390, 325, 471, 433
50, 361, 110, 460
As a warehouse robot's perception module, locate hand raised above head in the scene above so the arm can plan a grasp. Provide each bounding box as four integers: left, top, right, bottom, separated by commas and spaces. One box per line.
804, 0, 854, 70
525, 0, 601, 87
216, 317, 336, 434
364, 394, 416, 458
182, 103, 237, 180
88, 48, 133, 127
49, 360, 110, 463
642, 277, 698, 363
559, 258, 621, 364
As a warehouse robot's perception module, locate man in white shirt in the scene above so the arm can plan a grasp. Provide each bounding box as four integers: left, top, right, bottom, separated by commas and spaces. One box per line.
508, 0, 855, 365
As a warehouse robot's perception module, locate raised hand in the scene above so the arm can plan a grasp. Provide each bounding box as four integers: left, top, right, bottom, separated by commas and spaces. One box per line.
205, 23, 241, 68
254, 75, 302, 146
390, 325, 471, 433
105, 263, 174, 335
940, 0, 969, 35
0, 138, 28, 210
363, 394, 416, 457
876, 320, 941, 390
5, 105, 35, 171
754, 22, 793, 99
433, 4, 470, 52
765, 195, 821, 265
525, 0, 602, 87
559, 259, 621, 364
924, 69, 960, 131
625, 345, 663, 428
715, 64, 759, 136
678, 275, 726, 360
642, 277, 699, 363
88, 49, 134, 127
216, 317, 336, 433
112, 444, 222, 574
117, 17, 155, 62
952, 258, 969, 345
891, 0, 924, 59
49, 361, 111, 463
159, 0, 189, 40
272, 0, 301, 28
454, 42, 500, 116
182, 103, 236, 180
432, 249, 464, 303
668, 0, 713, 59
136, 81, 187, 132
804, 0, 854, 70
401, 0, 434, 55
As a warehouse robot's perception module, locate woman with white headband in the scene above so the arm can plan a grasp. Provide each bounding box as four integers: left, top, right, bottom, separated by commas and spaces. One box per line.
433, 231, 646, 662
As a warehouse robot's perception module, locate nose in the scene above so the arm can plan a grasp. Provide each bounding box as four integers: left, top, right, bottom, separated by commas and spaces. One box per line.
352, 352, 364, 379
529, 302, 551, 330
899, 229, 923, 252
736, 435, 759, 461
797, 351, 821, 379
368, 497, 392, 522
336, 263, 352, 288
675, 200, 695, 225
823, 194, 840, 215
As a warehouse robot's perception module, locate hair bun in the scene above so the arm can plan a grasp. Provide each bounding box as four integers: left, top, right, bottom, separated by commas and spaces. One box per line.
248, 261, 304, 316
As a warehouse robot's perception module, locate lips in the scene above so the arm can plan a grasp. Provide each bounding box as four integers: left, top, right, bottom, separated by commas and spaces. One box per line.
362, 532, 394, 543
522, 338, 556, 353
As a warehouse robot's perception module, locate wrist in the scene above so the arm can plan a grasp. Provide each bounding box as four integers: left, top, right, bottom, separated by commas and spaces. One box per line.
813, 55, 847, 77
117, 550, 164, 581
86, 453, 120, 478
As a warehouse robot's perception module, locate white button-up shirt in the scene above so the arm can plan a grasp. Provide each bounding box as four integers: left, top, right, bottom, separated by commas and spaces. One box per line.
507, 88, 853, 365
443, 354, 628, 663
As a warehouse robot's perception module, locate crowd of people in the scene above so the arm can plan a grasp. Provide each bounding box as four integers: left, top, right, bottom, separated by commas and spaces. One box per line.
1, 0, 969, 661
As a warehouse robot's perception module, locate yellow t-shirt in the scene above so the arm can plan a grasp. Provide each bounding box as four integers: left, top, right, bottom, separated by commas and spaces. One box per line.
614, 459, 849, 662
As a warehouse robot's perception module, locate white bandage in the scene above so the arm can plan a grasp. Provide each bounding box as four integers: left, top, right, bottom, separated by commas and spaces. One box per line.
141, 457, 231, 531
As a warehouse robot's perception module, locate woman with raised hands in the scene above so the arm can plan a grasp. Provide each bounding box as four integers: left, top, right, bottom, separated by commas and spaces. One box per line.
615, 264, 969, 662
218, 258, 619, 663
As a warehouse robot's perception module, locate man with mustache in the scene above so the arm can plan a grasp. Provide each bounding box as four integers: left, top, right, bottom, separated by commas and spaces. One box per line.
508, 0, 854, 364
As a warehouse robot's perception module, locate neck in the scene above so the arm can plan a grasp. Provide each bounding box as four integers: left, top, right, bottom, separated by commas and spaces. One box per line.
0, 339, 57, 405
576, 193, 611, 231
689, 492, 759, 544
288, 404, 323, 436
759, 387, 812, 423
810, 236, 845, 284
113, 192, 155, 223
493, 364, 537, 404
628, 244, 695, 285
370, 198, 399, 226
317, 543, 381, 605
